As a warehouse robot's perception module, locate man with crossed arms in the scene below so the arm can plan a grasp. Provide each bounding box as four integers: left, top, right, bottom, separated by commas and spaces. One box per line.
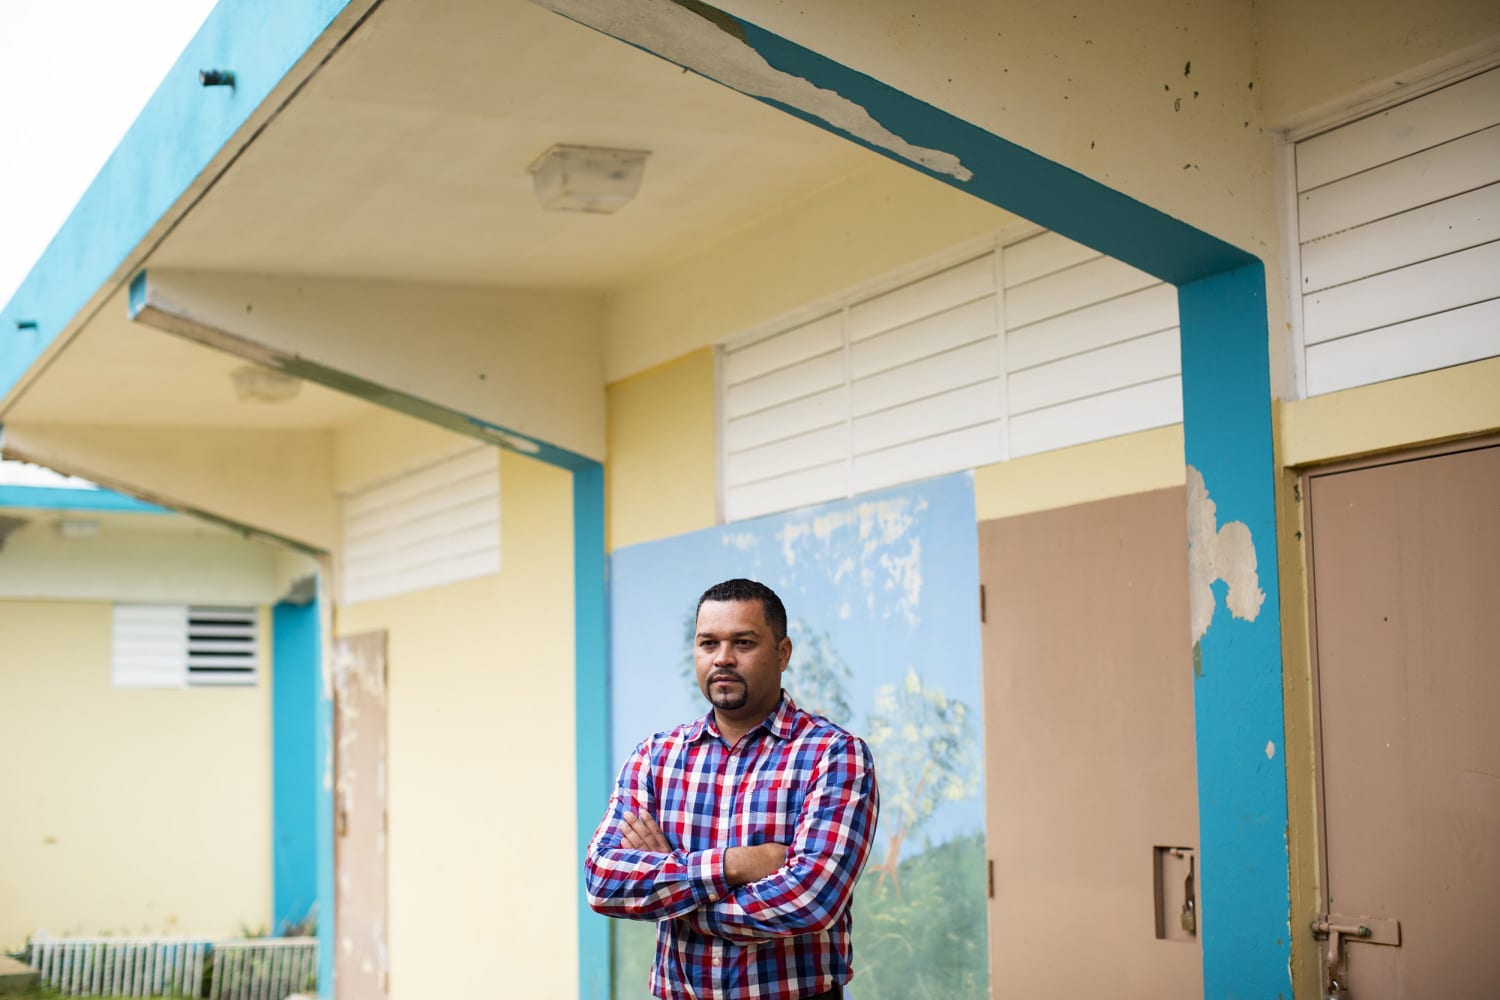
586, 578, 880, 1000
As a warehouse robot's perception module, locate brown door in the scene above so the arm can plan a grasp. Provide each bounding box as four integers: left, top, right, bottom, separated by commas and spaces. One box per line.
980, 487, 1202, 998
1305, 441, 1500, 997
333, 630, 390, 1000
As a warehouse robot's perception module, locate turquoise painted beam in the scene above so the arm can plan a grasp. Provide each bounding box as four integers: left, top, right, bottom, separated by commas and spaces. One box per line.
0, 484, 166, 513
0, 0, 369, 401
534, 0, 1256, 286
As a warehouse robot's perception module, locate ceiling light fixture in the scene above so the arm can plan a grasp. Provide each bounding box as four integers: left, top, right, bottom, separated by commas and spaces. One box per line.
528, 144, 651, 214
231, 365, 301, 404
54, 518, 100, 541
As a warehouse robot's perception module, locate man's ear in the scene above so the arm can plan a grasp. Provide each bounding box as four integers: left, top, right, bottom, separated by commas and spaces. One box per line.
778, 636, 792, 671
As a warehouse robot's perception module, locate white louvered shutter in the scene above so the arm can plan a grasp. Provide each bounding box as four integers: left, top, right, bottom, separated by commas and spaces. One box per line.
112, 603, 190, 688
719, 229, 1182, 522
340, 446, 501, 605
1295, 67, 1500, 396
849, 255, 1005, 494
1002, 231, 1180, 457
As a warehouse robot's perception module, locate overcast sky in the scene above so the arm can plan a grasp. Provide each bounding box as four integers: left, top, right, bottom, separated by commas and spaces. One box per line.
0, 0, 217, 308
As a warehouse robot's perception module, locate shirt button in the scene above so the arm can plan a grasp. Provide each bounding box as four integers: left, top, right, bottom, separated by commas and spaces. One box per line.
712, 956, 721, 966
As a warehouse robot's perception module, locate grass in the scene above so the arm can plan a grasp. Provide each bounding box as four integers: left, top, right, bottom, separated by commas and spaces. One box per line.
5, 990, 190, 1000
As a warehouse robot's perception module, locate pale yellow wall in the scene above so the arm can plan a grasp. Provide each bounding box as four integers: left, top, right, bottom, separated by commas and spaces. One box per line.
973, 426, 1186, 522
334, 405, 479, 494
333, 450, 576, 1000
606, 349, 718, 551
605, 158, 1014, 382
0, 601, 272, 951
1256, 0, 1500, 126
1278, 356, 1500, 469
0, 510, 285, 604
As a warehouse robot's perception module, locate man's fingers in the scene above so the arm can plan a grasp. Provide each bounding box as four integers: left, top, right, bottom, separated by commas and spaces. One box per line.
636, 811, 671, 849
619, 809, 670, 852
635, 811, 671, 851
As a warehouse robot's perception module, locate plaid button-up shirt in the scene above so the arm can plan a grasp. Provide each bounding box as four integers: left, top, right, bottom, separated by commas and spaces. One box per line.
586, 694, 879, 1000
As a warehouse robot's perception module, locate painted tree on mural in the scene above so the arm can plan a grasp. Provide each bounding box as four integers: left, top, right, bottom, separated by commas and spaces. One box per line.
863, 667, 978, 899
781, 623, 853, 726
678, 615, 853, 727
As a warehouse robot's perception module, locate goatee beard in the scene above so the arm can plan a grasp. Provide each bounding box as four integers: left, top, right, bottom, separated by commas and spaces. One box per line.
710, 686, 748, 710
707, 672, 747, 710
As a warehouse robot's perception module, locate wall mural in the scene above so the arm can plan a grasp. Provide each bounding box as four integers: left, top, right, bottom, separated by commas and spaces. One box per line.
606, 472, 988, 999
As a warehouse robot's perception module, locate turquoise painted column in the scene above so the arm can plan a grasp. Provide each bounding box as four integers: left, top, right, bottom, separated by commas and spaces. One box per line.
271, 599, 320, 934
572, 460, 612, 999
1178, 263, 1291, 999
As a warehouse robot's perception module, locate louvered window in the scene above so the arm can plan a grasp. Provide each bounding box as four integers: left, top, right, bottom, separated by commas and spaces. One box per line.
719, 229, 1180, 521
1294, 66, 1500, 396
111, 604, 259, 688
340, 446, 501, 605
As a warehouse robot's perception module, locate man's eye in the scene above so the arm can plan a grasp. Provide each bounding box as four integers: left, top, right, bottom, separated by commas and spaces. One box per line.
736, 640, 755, 648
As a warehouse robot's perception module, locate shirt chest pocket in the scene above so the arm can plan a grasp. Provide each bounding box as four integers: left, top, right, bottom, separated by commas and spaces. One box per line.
736, 778, 804, 845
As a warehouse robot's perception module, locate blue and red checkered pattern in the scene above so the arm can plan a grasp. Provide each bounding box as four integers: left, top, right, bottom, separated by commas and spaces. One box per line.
586, 694, 880, 1000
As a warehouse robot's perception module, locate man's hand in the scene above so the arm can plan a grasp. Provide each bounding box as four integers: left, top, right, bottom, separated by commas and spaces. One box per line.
724, 842, 789, 886
621, 810, 673, 853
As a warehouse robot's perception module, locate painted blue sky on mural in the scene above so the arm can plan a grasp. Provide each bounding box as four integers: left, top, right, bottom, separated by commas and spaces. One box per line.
609, 471, 985, 856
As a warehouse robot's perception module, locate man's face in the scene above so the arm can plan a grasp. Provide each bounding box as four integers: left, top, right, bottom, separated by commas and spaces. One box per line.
694, 599, 791, 723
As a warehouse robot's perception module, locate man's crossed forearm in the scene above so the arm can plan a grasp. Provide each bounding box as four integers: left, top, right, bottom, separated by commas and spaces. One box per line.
621, 808, 788, 886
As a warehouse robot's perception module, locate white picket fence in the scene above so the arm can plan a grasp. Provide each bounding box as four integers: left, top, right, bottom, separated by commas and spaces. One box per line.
209, 939, 318, 1000
29, 936, 316, 999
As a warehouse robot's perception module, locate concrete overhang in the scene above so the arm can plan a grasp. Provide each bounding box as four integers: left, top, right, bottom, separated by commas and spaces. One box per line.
0, 0, 879, 476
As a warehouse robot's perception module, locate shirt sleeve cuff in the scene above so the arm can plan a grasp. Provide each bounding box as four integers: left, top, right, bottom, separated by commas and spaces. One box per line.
693, 847, 730, 903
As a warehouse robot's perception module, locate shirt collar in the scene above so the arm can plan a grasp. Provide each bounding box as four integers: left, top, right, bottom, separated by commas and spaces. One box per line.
687, 691, 799, 744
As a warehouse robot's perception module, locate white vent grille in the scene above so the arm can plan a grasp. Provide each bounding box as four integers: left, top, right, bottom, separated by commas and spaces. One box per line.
720, 230, 1180, 521
111, 605, 258, 688
1295, 66, 1500, 396
340, 446, 500, 606
186, 606, 259, 685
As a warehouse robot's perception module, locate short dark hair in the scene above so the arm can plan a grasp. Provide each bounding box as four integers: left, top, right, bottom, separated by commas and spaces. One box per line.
696, 578, 788, 641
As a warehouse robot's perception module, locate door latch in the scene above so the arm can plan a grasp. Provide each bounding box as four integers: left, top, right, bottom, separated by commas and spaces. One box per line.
1180, 852, 1197, 935
1311, 914, 1401, 995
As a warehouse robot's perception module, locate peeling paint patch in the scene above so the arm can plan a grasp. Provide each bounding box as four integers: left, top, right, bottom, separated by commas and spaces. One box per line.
1186, 464, 1266, 645
1265, 740, 1276, 760
531, 0, 974, 181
